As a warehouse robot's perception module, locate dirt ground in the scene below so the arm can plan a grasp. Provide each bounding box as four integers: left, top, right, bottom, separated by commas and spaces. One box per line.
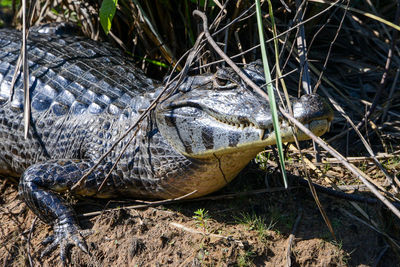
1, 156, 399, 267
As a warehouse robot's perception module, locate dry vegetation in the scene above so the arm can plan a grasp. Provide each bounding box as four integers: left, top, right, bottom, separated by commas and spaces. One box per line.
0, 0, 400, 266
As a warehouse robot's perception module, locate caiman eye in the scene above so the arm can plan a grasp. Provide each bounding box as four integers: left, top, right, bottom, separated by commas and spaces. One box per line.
215, 77, 228, 86
213, 68, 237, 89
213, 76, 236, 89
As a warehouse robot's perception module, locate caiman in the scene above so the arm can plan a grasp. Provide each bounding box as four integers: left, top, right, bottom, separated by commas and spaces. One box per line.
0, 26, 333, 261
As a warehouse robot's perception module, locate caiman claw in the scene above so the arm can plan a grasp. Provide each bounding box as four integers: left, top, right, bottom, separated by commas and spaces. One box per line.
40, 222, 93, 265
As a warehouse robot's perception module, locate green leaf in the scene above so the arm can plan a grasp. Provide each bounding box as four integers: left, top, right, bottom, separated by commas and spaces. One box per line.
99, 0, 118, 35
0, 0, 13, 7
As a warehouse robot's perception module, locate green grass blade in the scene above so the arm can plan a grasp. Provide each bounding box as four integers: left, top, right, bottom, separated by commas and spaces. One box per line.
255, 0, 287, 188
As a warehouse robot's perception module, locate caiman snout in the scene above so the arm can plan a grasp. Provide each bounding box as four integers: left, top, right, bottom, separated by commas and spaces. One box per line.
293, 94, 334, 124
250, 94, 333, 130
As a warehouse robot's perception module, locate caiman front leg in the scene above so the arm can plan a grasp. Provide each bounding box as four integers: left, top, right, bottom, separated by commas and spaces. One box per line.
19, 159, 112, 263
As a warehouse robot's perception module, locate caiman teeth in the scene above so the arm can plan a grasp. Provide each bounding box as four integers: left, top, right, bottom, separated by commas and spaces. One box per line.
259, 129, 265, 140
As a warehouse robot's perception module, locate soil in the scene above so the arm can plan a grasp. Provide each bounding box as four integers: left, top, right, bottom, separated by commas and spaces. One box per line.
1, 159, 399, 267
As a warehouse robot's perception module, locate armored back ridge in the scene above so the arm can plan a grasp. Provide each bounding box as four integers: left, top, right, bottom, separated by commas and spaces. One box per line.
0, 28, 333, 263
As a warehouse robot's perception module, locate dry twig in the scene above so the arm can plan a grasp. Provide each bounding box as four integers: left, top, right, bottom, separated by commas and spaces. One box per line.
169, 222, 244, 248
285, 209, 302, 267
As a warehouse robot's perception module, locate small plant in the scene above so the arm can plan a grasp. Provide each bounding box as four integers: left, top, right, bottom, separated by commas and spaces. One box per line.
237, 249, 255, 267
255, 151, 271, 170
235, 212, 276, 242
193, 208, 210, 233
330, 240, 351, 265
359, 161, 367, 172
323, 162, 331, 173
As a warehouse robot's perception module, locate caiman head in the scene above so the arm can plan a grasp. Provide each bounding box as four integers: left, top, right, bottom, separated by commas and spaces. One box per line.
154, 61, 333, 197
156, 62, 333, 158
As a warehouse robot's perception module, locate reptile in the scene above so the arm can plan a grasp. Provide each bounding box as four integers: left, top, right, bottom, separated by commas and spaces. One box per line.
0, 26, 333, 262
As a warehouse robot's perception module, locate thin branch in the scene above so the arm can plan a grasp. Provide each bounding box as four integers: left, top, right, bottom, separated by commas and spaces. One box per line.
26, 217, 37, 267
170, 222, 245, 247
340, 208, 400, 250
295, 0, 312, 94
80, 190, 198, 217
313, 0, 349, 93
285, 209, 302, 267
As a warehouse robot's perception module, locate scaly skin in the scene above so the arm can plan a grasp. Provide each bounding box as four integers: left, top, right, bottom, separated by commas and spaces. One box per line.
0, 28, 333, 263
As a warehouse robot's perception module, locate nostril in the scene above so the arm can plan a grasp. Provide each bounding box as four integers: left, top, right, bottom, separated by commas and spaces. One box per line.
300, 94, 316, 103
300, 94, 310, 100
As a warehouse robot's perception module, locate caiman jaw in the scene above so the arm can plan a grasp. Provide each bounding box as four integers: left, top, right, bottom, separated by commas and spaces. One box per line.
203, 113, 332, 157
156, 94, 333, 159
212, 111, 333, 143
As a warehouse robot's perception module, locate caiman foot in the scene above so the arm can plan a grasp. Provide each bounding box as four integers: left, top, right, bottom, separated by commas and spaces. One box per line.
40, 222, 93, 264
